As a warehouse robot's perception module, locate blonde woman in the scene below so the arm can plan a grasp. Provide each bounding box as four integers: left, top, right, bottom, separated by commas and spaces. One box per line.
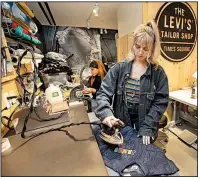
82, 59, 107, 99
95, 20, 169, 145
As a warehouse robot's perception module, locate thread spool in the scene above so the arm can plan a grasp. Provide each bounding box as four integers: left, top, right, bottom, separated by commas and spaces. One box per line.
11, 56, 18, 65
9, 47, 16, 56
3, 27, 10, 35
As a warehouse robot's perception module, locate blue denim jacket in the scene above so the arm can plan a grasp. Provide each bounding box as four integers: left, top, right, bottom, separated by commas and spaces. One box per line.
94, 59, 169, 138
93, 126, 179, 176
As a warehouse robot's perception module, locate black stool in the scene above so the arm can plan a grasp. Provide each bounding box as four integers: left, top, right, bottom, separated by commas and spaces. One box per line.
158, 115, 168, 142
154, 115, 169, 152
159, 114, 168, 129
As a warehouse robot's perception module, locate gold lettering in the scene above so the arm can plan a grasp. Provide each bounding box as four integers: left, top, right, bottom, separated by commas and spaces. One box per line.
181, 18, 184, 29
161, 31, 164, 37
181, 33, 194, 39
187, 19, 192, 30
164, 15, 169, 28
176, 17, 181, 29
170, 16, 175, 28
162, 31, 179, 39
164, 46, 176, 52
177, 47, 190, 52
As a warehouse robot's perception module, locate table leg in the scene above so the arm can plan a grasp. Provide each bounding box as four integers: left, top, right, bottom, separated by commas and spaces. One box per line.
172, 101, 182, 125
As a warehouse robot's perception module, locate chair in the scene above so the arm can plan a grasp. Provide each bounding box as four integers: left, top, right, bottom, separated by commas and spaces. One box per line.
154, 115, 169, 152
158, 114, 169, 142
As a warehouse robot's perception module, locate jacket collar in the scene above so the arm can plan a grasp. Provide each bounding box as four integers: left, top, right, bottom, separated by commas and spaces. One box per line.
125, 59, 152, 76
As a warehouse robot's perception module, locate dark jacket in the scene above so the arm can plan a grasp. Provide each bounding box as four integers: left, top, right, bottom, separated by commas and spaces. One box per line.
87, 75, 102, 99
93, 126, 179, 176
94, 59, 169, 138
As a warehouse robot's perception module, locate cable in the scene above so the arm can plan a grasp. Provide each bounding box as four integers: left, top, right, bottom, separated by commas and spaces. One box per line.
21, 48, 38, 138
1, 105, 20, 130
3, 120, 102, 157
20, 120, 102, 140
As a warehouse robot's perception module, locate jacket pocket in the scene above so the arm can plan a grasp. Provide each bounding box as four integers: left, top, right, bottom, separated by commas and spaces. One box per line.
116, 86, 123, 105
145, 93, 155, 112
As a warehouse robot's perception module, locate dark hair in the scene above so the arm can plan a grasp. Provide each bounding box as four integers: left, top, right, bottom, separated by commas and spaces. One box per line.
89, 60, 98, 69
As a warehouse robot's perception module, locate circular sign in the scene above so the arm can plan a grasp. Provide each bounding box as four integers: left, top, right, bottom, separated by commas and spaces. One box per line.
155, 2, 197, 62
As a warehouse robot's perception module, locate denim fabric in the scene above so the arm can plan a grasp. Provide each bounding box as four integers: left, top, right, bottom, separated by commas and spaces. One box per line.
95, 59, 169, 139
94, 126, 179, 176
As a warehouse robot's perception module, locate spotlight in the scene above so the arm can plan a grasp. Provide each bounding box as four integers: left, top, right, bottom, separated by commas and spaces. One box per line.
104, 29, 107, 34
93, 3, 100, 16
100, 28, 103, 34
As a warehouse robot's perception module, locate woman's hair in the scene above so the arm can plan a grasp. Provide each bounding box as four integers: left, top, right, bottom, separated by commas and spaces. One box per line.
127, 20, 161, 69
89, 59, 107, 80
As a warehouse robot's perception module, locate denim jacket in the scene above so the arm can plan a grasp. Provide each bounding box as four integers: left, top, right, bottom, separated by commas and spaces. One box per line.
94, 59, 169, 138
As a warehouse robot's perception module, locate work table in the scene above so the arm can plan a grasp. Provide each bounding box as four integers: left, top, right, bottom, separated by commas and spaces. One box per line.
2, 102, 108, 176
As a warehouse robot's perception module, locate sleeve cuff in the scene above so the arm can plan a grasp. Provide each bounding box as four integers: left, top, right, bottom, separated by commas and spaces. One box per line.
138, 128, 157, 138
95, 108, 113, 121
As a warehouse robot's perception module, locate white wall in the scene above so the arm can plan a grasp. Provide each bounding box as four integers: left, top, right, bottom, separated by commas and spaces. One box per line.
117, 2, 143, 37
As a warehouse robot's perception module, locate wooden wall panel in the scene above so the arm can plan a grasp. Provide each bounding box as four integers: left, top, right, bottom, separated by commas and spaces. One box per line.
117, 35, 128, 62
117, 2, 197, 91
142, 2, 197, 91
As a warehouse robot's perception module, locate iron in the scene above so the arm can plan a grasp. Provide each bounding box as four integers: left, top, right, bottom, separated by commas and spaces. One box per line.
99, 126, 123, 145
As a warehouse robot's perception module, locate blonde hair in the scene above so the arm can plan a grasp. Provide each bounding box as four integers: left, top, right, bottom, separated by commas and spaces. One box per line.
127, 20, 161, 69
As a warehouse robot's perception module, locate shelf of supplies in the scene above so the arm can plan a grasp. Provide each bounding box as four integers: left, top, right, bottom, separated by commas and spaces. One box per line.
2, 73, 17, 83
6, 36, 34, 46
1, 101, 20, 137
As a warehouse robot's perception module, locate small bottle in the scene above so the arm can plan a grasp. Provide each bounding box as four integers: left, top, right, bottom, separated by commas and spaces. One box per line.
191, 83, 196, 99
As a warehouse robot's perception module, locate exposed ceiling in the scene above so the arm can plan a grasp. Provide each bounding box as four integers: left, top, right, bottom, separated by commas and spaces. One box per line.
27, 2, 121, 29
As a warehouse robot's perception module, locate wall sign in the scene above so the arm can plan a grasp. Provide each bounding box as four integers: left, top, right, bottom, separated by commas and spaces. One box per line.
155, 2, 197, 62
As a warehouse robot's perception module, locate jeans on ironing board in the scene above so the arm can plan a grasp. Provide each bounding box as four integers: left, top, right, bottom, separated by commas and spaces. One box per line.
127, 103, 139, 131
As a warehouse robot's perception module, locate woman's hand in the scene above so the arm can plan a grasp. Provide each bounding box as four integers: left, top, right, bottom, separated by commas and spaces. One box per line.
82, 88, 96, 94
103, 115, 125, 128
137, 135, 155, 145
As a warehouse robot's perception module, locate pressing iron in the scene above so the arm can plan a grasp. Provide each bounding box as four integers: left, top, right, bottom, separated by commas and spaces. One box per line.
99, 124, 124, 145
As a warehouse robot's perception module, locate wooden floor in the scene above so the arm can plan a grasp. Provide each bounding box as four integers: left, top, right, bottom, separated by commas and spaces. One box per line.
165, 129, 197, 176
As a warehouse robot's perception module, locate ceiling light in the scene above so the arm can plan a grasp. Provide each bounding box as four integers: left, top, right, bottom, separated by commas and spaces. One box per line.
104, 29, 107, 34
100, 28, 103, 34
93, 3, 100, 16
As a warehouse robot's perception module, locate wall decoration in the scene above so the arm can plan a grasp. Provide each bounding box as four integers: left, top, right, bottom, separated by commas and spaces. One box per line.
41, 25, 117, 73
155, 2, 197, 62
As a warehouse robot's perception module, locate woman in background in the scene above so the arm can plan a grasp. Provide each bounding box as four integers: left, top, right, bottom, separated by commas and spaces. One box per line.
82, 60, 107, 99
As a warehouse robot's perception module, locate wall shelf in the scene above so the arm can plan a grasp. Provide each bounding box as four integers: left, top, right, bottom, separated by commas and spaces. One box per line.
2, 73, 17, 83
1, 101, 20, 137
6, 36, 34, 46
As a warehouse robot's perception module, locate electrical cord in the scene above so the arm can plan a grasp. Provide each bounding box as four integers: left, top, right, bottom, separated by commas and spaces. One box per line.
1, 105, 20, 130
21, 47, 38, 138
16, 48, 32, 105
24, 120, 102, 138
3, 120, 102, 157
4, 43, 95, 142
